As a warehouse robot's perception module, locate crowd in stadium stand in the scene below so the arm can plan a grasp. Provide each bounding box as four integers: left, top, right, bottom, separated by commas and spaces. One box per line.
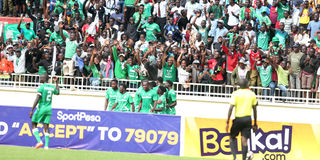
1, 0, 320, 100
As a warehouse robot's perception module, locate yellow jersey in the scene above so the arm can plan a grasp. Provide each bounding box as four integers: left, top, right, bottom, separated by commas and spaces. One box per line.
230, 89, 257, 117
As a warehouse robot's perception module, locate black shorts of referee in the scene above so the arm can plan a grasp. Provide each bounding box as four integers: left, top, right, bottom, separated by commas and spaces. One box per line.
230, 116, 252, 139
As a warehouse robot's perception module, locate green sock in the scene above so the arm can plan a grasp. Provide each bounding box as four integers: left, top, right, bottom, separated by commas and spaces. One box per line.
44, 133, 50, 148
32, 128, 42, 143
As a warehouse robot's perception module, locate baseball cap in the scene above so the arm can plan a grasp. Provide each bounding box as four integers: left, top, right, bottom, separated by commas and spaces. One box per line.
89, 43, 95, 47
293, 43, 300, 48
119, 54, 125, 57
272, 36, 279, 42
217, 20, 224, 24
239, 58, 246, 64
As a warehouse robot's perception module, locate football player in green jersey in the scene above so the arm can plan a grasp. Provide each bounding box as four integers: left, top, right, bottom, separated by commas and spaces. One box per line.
134, 79, 148, 111
137, 80, 157, 113
165, 80, 177, 115
104, 79, 119, 111
29, 74, 60, 149
111, 83, 135, 112
150, 86, 167, 114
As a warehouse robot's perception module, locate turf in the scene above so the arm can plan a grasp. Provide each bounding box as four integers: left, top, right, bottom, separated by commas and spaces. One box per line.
0, 145, 213, 160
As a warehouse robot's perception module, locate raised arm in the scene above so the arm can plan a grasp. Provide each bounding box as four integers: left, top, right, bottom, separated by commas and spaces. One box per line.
17, 17, 24, 32
59, 23, 66, 41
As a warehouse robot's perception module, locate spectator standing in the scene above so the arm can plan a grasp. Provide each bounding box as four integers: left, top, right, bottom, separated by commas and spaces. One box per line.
226, 0, 240, 29
307, 13, 320, 39
288, 44, 304, 94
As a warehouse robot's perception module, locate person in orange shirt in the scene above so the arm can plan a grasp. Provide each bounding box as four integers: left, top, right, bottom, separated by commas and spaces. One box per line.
0, 54, 14, 76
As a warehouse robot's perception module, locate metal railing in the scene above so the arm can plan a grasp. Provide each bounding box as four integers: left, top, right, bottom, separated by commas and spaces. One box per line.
0, 73, 319, 105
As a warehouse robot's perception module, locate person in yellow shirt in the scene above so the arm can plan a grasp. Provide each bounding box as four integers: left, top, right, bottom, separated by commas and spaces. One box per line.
299, 1, 313, 29
226, 79, 258, 160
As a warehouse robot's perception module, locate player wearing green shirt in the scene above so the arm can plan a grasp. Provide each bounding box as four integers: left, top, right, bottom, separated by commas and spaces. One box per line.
29, 74, 60, 149
139, 17, 161, 42
150, 86, 167, 114
112, 84, 135, 112
137, 81, 157, 113
134, 79, 148, 111
165, 80, 177, 115
104, 79, 119, 111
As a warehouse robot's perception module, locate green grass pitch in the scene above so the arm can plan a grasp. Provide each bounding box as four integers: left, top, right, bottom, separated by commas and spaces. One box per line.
0, 145, 220, 160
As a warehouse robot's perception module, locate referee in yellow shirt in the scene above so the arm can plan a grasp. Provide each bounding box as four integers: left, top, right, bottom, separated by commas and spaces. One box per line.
226, 79, 258, 160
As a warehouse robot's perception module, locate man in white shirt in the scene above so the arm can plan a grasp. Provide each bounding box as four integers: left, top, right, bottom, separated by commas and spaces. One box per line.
171, 0, 185, 20
153, 0, 168, 42
185, 0, 200, 19
280, 11, 293, 34
13, 50, 26, 83
227, 0, 240, 29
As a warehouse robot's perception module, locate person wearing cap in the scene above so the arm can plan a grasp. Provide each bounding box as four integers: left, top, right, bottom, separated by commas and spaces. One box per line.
110, 6, 124, 26
255, 0, 269, 20
49, 24, 69, 45
257, 8, 271, 27
17, 17, 37, 41
307, 13, 320, 39
288, 43, 304, 95
231, 58, 251, 87
111, 41, 127, 79
213, 20, 227, 43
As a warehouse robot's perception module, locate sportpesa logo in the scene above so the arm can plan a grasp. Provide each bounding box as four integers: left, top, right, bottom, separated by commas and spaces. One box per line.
56, 111, 101, 122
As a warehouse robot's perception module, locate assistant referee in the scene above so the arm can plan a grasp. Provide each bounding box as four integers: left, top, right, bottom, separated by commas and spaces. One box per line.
226, 79, 258, 160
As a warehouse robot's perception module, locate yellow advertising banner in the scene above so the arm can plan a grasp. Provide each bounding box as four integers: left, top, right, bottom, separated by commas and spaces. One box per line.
184, 117, 320, 160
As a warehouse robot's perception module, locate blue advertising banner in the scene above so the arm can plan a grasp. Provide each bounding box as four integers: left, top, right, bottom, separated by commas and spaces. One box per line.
0, 106, 181, 155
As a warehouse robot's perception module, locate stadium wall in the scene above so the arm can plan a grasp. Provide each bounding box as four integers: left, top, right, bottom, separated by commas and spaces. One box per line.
0, 87, 319, 124
0, 88, 320, 159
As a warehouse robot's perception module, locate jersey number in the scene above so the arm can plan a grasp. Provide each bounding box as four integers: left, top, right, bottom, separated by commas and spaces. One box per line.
47, 91, 52, 101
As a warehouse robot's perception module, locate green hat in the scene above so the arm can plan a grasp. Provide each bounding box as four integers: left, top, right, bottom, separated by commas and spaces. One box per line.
272, 36, 279, 42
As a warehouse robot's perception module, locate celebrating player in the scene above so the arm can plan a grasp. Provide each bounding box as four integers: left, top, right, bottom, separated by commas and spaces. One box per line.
137, 80, 157, 113
104, 79, 119, 111
111, 83, 135, 112
165, 80, 177, 115
150, 86, 167, 114
29, 74, 60, 149
226, 79, 258, 160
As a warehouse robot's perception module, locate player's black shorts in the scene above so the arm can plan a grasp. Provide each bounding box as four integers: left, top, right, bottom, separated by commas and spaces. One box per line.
230, 116, 252, 139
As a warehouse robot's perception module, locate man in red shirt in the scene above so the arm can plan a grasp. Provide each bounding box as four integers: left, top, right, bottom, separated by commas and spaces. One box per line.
222, 39, 243, 85
207, 51, 226, 84
247, 43, 262, 86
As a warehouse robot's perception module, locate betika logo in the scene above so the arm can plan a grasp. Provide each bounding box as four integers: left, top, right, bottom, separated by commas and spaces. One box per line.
200, 126, 292, 156
57, 111, 101, 122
